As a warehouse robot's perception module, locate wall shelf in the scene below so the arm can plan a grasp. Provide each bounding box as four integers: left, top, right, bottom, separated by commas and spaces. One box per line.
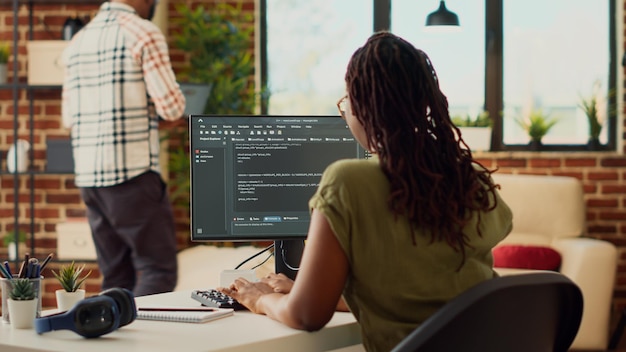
12, 0, 103, 4
5, 0, 99, 266
0, 83, 61, 90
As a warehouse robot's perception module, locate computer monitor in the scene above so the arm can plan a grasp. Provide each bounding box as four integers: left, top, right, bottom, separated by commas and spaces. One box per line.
189, 115, 368, 279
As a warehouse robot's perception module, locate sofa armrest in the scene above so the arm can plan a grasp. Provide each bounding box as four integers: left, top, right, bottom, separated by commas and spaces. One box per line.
552, 237, 617, 350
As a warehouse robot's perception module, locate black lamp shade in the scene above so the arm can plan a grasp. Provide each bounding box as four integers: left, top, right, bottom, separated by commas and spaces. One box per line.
426, 1, 460, 26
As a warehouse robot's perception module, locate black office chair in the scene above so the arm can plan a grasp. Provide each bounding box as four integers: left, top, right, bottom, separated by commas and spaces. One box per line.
391, 272, 583, 352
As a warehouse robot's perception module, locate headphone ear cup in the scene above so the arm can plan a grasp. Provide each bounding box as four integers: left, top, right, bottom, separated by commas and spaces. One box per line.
99, 288, 137, 327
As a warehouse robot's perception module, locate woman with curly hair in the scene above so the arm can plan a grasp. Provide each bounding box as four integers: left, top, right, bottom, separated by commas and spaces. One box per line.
218, 32, 512, 352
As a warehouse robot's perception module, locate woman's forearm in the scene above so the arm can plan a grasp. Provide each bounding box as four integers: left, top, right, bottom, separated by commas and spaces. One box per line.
257, 292, 333, 332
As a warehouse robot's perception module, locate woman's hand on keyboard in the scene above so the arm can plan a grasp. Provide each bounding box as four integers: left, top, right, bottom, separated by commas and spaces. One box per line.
261, 273, 294, 294
217, 278, 275, 314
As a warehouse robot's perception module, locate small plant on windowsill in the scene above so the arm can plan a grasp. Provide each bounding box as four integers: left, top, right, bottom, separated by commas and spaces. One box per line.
452, 111, 492, 128
578, 80, 613, 150
452, 111, 492, 152
515, 109, 558, 150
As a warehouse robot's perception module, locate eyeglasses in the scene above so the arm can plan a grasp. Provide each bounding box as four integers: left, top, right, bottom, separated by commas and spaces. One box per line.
337, 95, 348, 119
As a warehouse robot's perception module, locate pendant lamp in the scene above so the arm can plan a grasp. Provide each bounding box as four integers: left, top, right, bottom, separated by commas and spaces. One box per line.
425, 1, 460, 27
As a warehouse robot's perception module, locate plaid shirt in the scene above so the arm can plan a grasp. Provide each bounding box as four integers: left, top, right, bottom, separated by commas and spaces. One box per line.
62, 2, 185, 187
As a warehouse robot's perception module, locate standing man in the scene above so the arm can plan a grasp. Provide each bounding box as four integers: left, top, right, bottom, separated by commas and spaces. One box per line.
62, 0, 186, 296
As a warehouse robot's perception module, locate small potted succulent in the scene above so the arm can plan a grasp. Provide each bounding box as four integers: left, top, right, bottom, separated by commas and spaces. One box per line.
52, 261, 91, 311
7, 278, 38, 329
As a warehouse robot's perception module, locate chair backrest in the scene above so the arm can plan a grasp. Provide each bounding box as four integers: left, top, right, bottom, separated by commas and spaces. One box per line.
391, 272, 583, 352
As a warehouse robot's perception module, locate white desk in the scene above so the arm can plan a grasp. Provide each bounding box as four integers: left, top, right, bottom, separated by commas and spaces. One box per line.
0, 290, 362, 352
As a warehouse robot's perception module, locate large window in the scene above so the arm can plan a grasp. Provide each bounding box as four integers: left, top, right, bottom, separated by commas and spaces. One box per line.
501, 0, 611, 146
391, 0, 485, 122
264, 0, 372, 115
262, 0, 617, 151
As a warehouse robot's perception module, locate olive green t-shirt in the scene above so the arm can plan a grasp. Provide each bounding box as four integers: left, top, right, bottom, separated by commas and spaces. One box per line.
309, 157, 513, 352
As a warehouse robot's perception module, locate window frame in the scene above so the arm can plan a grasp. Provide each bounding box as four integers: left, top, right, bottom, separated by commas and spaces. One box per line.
486, 0, 617, 152
260, 0, 618, 152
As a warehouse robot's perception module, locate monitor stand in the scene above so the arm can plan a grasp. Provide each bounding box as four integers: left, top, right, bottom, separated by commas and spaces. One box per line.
274, 239, 305, 281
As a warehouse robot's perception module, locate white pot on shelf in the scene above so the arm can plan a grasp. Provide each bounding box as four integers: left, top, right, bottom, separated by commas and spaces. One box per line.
55, 289, 85, 312
7, 298, 38, 329
6, 139, 30, 173
7, 242, 26, 261
458, 127, 492, 152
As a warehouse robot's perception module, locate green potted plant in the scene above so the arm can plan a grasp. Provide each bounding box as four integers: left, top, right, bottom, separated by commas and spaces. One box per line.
166, 3, 260, 212
0, 41, 9, 84
515, 109, 558, 150
579, 81, 613, 150
6, 278, 37, 329
52, 261, 91, 311
172, 3, 258, 116
452, 111, 492, 128
452, 111, 492, 151
3, 230, 27, 261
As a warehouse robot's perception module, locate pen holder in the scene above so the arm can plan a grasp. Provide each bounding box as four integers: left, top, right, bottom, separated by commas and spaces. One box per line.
1, 276, 43, 324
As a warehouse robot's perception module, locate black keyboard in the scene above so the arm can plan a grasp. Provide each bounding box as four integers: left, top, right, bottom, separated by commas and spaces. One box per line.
191, 289, 247, 311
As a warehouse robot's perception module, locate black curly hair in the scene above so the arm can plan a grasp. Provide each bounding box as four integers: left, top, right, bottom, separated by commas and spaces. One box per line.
344, 31, 499, 265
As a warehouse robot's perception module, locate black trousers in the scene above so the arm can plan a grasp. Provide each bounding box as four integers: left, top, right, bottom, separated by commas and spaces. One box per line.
80, 171, 178, 296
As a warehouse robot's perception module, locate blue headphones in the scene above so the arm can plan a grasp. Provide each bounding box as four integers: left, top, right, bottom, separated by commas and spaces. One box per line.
35, 288, 137, 338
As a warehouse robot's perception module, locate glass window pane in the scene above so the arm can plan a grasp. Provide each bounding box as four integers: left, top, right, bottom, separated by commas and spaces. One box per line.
392, 0, 485, 120
503, 0, 609, 145
266, 0, 373, 115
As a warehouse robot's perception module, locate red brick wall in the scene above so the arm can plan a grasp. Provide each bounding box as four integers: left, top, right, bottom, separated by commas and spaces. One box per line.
0, 0, 255, 309
1, 0, 626, 329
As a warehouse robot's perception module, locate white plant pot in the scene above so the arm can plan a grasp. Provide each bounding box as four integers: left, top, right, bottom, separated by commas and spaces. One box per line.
7, 242, 26, 261
55, 289, 85, 312
7, 298, 37, 329
458, 127, 492, 152
6, 139, 30, 173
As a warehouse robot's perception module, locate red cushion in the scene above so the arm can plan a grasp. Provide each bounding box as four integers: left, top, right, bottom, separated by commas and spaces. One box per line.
493, 245, 562, 271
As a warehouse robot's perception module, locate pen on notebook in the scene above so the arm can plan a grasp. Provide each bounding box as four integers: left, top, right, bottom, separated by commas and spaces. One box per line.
137, 307, 220, 312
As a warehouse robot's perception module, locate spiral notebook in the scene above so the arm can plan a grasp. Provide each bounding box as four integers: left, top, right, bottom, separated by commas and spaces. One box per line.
137, 307, 234, 323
